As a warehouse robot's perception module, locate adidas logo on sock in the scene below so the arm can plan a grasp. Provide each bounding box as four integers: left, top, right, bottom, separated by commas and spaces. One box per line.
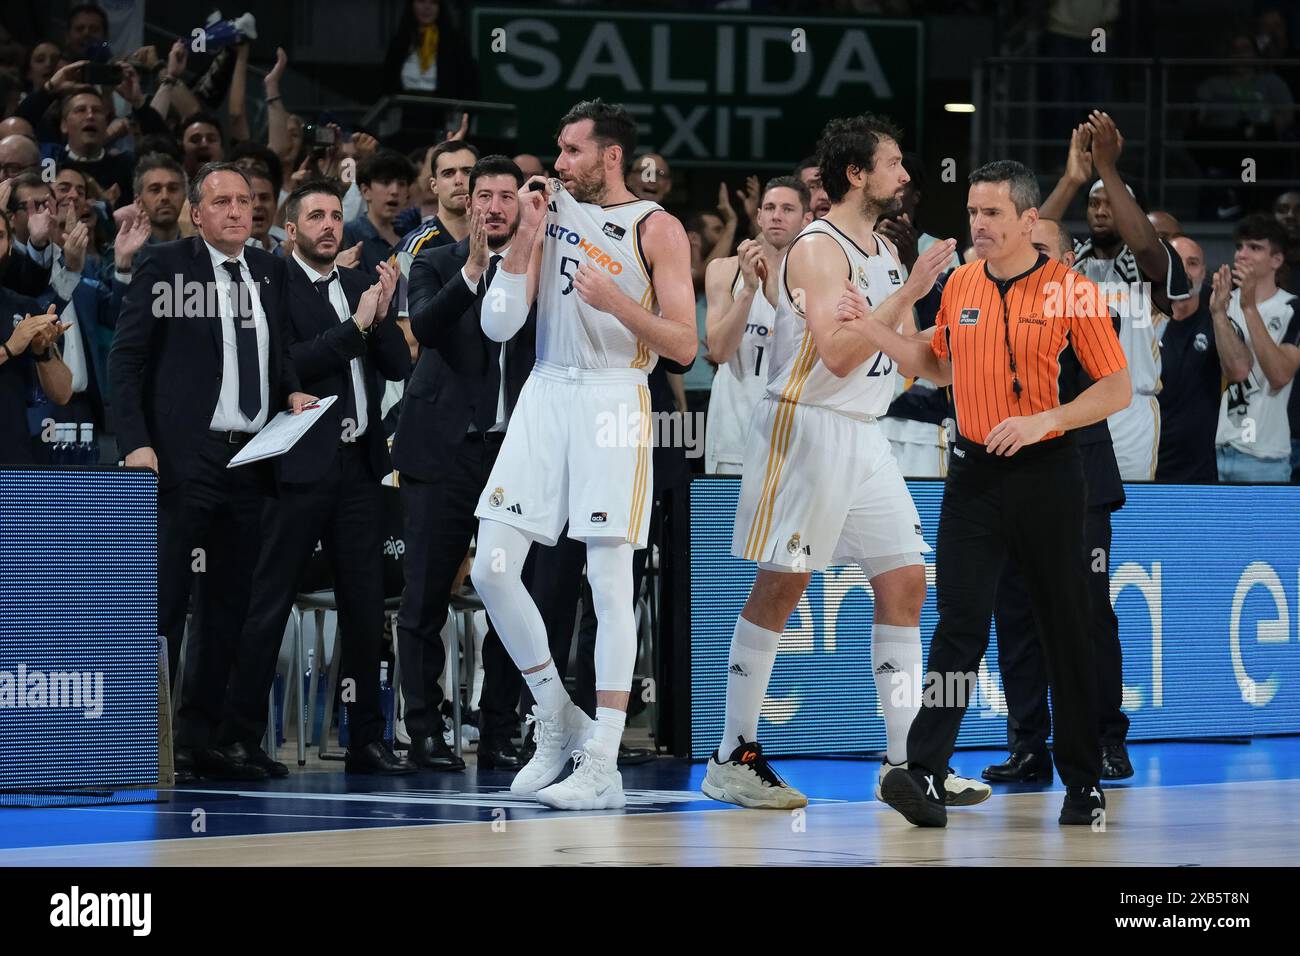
728, 663, 748, 677
874, 661, 898, 675
508, 503, 523, 515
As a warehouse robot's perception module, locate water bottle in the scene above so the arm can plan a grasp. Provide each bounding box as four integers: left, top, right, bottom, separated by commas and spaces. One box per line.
78, 423, 95, 465
303, 647, 315, 741
53, 423, 74, 465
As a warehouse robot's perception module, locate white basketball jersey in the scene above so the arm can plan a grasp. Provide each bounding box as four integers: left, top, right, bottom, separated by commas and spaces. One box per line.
1074, 255, 1162, 396
765, 218, 908, 418
705, 269, 777, 469
536, 186, 661, 370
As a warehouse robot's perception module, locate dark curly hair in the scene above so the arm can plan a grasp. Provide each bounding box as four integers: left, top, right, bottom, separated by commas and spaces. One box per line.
815, 113, 903, 205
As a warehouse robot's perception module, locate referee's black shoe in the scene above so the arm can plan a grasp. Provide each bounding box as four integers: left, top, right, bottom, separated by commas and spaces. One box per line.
1059, 784, 1106, 826
1101, 742, 1134, 780
879, 765, 947, 827
982, 750, 1053, 783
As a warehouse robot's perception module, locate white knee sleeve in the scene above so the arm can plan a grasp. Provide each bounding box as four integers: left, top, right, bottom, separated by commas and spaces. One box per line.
471, 519, 550, 671
585, 539, 637, 693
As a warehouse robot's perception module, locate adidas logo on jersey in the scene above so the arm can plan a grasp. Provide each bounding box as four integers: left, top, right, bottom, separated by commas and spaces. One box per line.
508, 503, 523, 515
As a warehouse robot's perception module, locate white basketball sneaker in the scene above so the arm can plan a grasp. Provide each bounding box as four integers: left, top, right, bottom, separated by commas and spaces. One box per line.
510, 703, 593, 795
535, 745, 625, 810
875, 762, 991, 806
702, 740, 808, 809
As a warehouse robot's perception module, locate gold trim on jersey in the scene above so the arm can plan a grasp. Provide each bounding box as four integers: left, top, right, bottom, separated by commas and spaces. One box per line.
630, 208, 657, 286
627, 384, 652, 543
630, 285, 655, 368
743, 329, 819, 560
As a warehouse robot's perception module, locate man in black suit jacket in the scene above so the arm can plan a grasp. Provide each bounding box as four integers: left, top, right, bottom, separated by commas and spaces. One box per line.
218, 180, 414, 776
392, 155, 553, 770
110, 162, 314, 782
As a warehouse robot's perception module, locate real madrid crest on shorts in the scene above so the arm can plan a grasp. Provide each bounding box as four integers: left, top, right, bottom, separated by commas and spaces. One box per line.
489, 487, 505, 508
786, 532, 801, 555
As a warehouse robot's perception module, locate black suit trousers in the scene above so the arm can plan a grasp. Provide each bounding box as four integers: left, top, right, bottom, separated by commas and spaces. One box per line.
396, 436, 522, 743
219, 442, 388, 749
993, 505, 1129, 752
906, 438, 1103, 788
165, 432, 271, 749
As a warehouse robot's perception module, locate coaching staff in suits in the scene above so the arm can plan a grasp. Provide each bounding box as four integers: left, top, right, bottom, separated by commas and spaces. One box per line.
840, 160, 1131, 827
110, 162, 315, 782
392, 154, 535, 771
215, 180, 415, 778
984, 217, 1133, 786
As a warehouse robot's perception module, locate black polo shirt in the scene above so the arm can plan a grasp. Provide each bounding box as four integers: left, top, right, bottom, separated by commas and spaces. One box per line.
1058, 316, 1124, 512
1157, 292, 1221, 483
1, 289, 43, 465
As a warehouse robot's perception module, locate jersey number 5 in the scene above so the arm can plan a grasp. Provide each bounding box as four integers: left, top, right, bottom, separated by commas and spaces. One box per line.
559, 256, 581, 295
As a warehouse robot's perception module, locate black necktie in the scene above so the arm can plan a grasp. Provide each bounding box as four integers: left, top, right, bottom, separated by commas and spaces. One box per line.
314, 273, 336, 298
221, 260, 261, 421
483, 253, 502, 292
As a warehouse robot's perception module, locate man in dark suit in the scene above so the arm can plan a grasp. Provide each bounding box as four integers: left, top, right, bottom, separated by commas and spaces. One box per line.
217, 180, 414, 776
110, 162, 315, 782
392, 154, 537, 771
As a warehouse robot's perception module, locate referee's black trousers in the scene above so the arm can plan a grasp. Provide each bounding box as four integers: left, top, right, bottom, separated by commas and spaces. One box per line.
906, 436, 1103, 788
994, 506, 1129, 754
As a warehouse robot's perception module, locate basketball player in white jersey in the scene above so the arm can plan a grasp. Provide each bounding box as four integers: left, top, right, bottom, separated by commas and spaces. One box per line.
701, 114, 990, 809
469, 100, 696, 810
1040, 112, 1190, 479
704, 176, 812, 474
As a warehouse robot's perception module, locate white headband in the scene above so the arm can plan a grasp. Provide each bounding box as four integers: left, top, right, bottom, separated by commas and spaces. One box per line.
1090, 179, 1135, 198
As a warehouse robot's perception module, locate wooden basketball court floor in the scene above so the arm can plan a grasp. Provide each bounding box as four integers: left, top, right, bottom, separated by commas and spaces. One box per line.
2, 737, 1297, 866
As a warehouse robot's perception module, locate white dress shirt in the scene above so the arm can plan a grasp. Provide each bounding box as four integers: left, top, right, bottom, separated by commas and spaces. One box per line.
293, 251, 368, 437
461, 248, 509, 432
205, 240, 270, 432
49, 257, 87, 393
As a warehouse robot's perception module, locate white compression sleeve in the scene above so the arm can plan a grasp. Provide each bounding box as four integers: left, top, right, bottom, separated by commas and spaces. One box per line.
586, 539, 638, 694
480, 267, 530, 342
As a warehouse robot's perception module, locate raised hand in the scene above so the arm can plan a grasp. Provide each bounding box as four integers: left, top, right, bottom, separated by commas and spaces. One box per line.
5, 305, 60, 355
166, 40, 187, 79
1066, 124, 1093, 185
63, 219, 90, 275
902, 237, 957, 301
878, 213, 919, 270
374, 260, 399, 319
46, 60, 88, 95
1086, 111, 1123, 171
336, 242, 363, 270
265, 46, 288, 94
737, 238, 765, 291
517, 176, 550, 236
1209, 265, 1232, 316
27, 202, 54, 248
716, 182, 737, 225
835, 277, 870, 326
116, 61, 144, 108
738, 175, 761, 223
115, 207, 152, 270
1232, 260, 1258, 310
465, 206, 490, 282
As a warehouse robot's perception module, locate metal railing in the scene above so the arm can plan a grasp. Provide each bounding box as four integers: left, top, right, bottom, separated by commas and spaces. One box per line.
974, 56, 1300, 219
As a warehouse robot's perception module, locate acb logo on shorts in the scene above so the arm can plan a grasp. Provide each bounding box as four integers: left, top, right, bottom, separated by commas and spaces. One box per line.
489, 487, 505, 508
590, 512, 608, 524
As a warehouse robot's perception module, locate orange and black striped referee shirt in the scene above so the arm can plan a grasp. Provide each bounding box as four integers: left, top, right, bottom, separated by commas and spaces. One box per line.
930, 254, 1127, 444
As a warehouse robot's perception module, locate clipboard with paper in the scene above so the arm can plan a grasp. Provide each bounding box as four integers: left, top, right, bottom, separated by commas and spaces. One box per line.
227, 395, 338, 467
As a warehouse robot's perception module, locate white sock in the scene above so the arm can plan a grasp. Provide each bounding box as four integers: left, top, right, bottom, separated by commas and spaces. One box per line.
719, 616, 781, 760
523, 660, 568, 717
873, 623, 922, 766
589, 707, 625, 761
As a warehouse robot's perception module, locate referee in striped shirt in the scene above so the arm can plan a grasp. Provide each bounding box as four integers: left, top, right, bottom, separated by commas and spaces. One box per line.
838, 160, 1131, 827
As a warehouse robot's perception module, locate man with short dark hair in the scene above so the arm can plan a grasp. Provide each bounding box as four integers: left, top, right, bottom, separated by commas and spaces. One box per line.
110, 161, 315, 782
344, 149, 415, 276
64, 3, 109, 58
856, 159, 1131, 827
394, 155, 536, 771
1157, 235, 1222, 483
129, 153, 187, 245
219, 179, 412, 776
179, 113, 225, 177
794, 155, 831, 220
57, 87, 134, 205
1212, 214, 1300, 482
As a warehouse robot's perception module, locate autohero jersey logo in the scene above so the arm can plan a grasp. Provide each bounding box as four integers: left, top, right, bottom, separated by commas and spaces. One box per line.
545, 223, 625, 275
959, 308, 980, 325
